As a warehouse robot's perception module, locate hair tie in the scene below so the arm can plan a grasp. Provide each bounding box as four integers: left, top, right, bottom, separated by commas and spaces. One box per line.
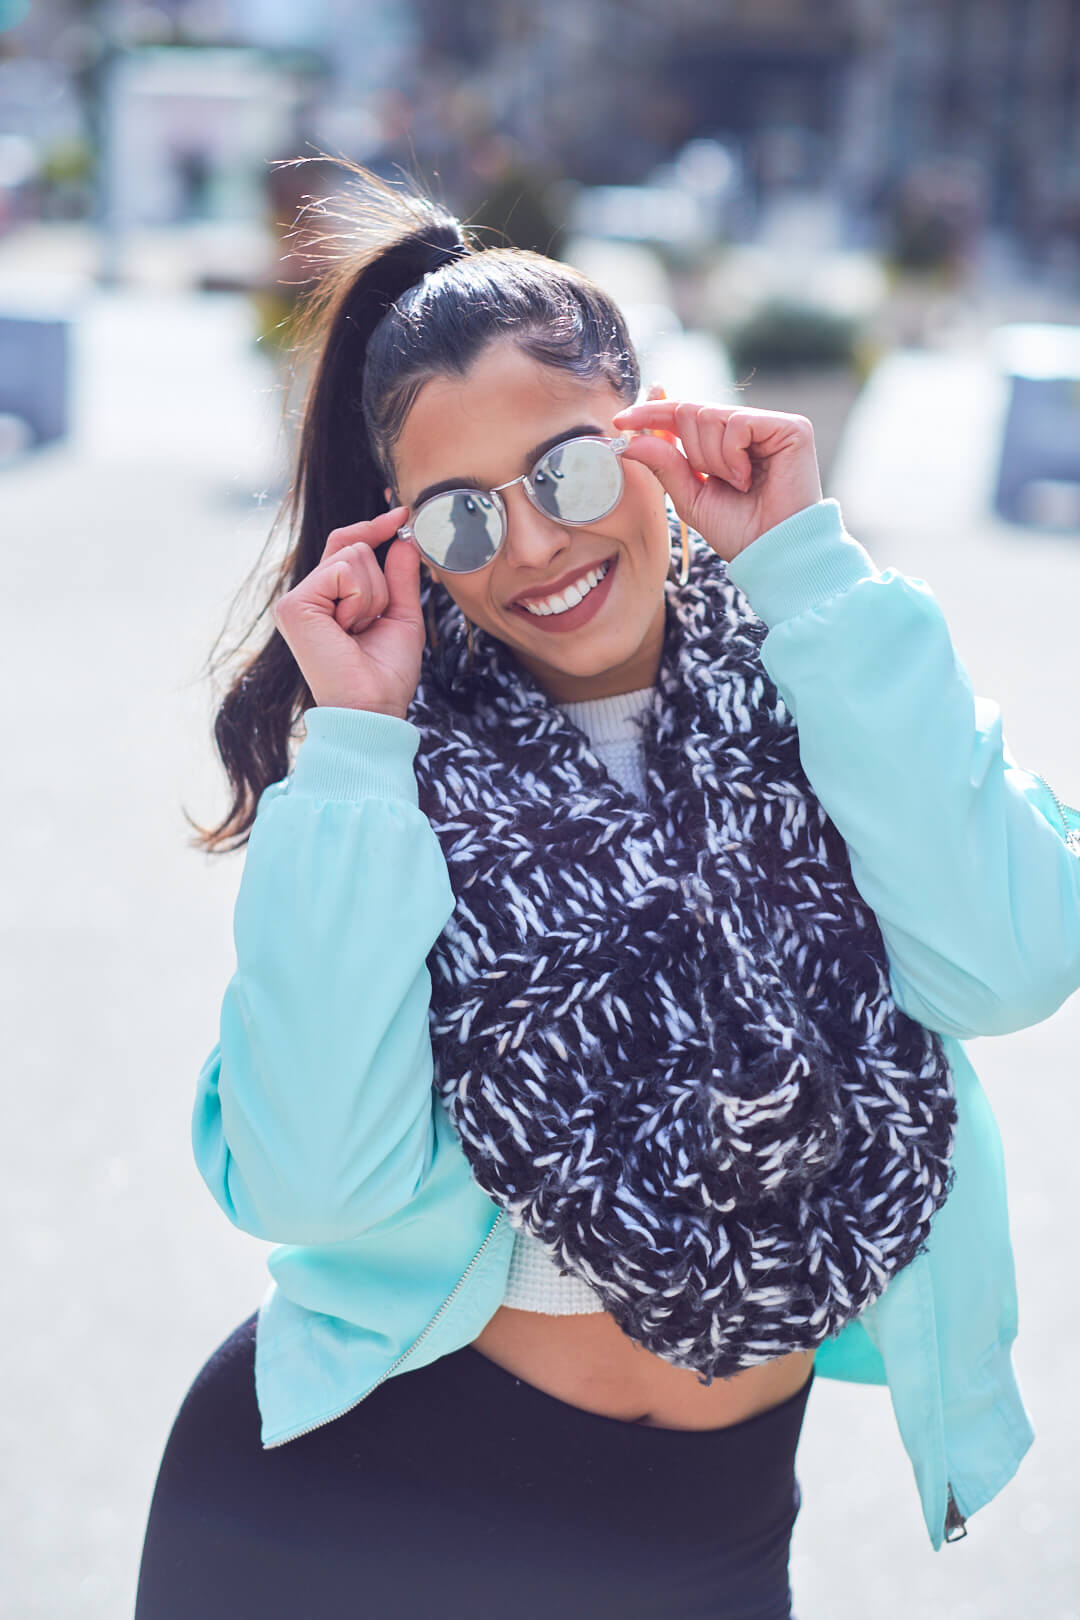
422, 241, 470, 278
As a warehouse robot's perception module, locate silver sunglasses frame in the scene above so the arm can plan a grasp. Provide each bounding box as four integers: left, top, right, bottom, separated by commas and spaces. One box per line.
395, 432, 633, 574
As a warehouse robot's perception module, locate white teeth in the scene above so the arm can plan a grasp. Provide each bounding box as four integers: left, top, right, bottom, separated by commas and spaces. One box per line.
520, 559, 610, 617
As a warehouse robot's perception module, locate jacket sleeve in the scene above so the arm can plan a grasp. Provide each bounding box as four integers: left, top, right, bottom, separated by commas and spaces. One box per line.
726, 498, 1080, 1040
191, 706, 456, 1245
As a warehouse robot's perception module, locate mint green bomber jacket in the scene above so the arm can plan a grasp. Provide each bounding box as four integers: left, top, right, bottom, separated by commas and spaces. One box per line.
192, 498, 1080, 1551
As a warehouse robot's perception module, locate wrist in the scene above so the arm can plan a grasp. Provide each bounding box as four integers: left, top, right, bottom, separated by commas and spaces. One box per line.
725, 499, 878, 628
309, 695, 410, 722
292, 705, 421, 803
354, 704, 409, 722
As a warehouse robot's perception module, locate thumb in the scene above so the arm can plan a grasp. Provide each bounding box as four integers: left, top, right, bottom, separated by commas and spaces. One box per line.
380, 534, 424, 627
622, 433, 706, 517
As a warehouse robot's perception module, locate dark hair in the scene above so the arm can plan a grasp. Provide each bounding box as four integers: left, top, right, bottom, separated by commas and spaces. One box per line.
186, 156, 641, 854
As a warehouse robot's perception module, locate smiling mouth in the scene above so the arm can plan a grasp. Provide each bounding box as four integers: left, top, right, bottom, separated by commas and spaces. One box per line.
513, 557, 614, 617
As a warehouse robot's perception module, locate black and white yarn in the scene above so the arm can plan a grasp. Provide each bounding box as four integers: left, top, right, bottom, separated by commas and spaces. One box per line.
409, 508, 957, 1383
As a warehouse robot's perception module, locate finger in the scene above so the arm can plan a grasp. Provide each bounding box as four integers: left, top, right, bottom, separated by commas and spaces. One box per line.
380, 533, 424, 629
638, 385, 682, 448
698, 405, 751, 489
720, 413, 755, 489
614, 399, 746, 431
322, 505, 409, 562
612, 399, 681, 430
620, 432, 708, 513
674, 401, 712, 475
331, 543, 389, 633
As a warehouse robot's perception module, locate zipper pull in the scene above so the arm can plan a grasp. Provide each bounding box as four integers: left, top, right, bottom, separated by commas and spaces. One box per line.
1031, 771, 1080, 855
944, 1483, 968, 1542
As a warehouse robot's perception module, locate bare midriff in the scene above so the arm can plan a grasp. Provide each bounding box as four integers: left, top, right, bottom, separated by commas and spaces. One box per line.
469, 1304, 816, 1429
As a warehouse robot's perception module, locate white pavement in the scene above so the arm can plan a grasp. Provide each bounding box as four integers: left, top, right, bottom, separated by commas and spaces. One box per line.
3, 280, 1079, 1620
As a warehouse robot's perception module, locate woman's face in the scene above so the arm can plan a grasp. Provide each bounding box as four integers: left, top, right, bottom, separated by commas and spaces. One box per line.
387, 339, 671, 703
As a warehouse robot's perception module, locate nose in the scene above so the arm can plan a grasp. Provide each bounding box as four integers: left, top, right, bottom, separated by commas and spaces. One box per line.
500, 479, 572, 571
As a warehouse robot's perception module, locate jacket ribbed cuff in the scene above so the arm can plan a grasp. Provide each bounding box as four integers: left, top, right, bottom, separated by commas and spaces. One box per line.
290, 707, 421, 805
725, 498, 878, 628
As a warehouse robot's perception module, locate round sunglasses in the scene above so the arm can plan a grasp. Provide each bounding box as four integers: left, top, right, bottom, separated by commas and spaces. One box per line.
395, 432, 633, 573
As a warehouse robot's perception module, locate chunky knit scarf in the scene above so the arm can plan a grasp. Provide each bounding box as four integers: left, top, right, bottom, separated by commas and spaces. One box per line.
409, 509, 957, 1382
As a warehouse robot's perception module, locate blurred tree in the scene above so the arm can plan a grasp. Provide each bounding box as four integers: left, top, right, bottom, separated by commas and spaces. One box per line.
39, 134, 95, 219
883, 158, 985, 280
728, 298, 860, 373
248, 155, 344, 353
462, 134, 568, 257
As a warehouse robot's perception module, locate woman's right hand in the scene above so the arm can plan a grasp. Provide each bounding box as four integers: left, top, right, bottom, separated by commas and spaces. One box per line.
272, 506, 426, 720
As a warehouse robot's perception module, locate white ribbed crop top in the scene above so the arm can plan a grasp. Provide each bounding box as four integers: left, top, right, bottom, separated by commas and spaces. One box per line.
498, 683, 657, 1315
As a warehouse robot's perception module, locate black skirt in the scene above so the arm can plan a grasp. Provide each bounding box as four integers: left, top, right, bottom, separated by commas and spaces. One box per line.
135, 1313, 813, 1620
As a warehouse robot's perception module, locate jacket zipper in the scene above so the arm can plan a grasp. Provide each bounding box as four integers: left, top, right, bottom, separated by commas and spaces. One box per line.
267, 1216, 974, 1549
943, 766, 1058, 1541
944, 1482, 968, 1542
264, 1209, 508, 1448
1031, 771, 1080, 855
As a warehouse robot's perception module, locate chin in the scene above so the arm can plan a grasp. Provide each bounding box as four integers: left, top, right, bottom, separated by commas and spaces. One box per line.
514, 628, 630, 673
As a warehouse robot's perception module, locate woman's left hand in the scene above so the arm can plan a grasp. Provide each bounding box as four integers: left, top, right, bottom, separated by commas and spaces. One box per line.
611, 397, 824, 565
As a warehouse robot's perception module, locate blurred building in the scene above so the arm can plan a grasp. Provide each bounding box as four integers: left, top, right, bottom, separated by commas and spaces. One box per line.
409, 0, 1079, 257
3, 0, 1078, 264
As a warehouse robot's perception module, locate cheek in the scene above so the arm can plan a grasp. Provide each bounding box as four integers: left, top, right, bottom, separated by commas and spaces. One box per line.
430, 568, 491, 625
621, 473, 670, 564
622, 464, 665, 523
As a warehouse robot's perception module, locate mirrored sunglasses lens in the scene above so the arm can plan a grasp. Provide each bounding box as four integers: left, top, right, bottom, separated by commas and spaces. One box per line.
412, 491, 502, 569
531, 440, 623, 522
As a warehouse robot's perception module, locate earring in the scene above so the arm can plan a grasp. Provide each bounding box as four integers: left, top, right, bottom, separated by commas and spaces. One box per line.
669, 515, 691, 585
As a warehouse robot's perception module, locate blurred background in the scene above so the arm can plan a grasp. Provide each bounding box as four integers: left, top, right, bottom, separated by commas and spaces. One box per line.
2, 1, 1079, 1616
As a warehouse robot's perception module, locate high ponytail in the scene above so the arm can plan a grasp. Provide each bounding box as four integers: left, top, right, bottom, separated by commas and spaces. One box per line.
293, 227, 471, 558
186, 155, 639, 854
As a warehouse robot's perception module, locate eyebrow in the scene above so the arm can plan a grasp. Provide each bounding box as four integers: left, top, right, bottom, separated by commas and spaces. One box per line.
410, 422, 605, 508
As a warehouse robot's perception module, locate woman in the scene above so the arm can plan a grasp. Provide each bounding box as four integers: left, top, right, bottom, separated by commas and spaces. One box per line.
135, 161, 1080, 1619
